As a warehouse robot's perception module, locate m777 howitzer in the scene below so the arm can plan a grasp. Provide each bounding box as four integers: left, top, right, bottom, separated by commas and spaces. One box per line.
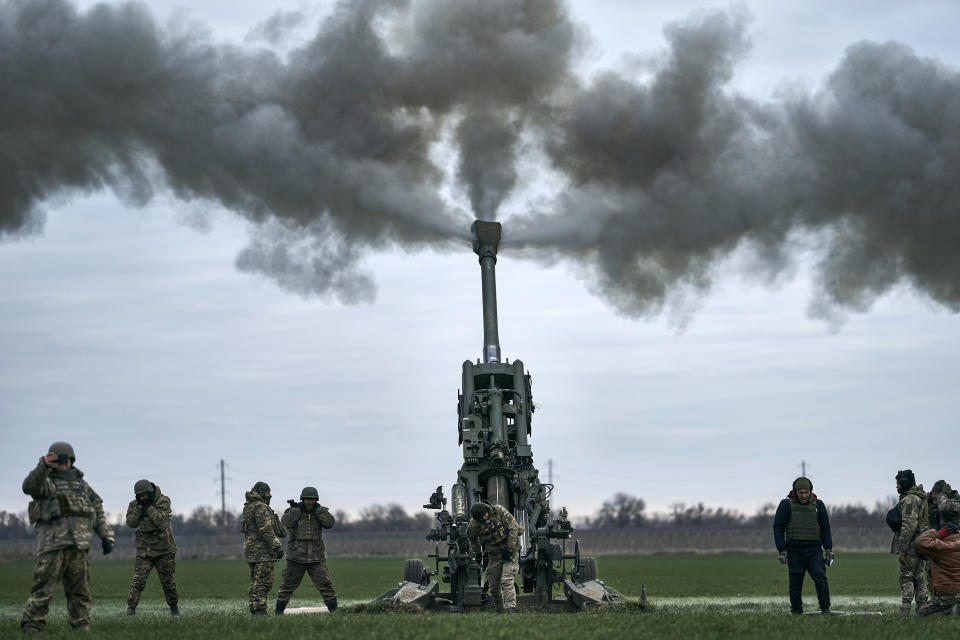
375, 221, 627, 612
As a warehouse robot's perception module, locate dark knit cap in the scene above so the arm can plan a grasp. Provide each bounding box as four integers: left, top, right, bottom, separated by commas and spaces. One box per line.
793, 477, 813, 492
470, 503, 491, 521
933, 480, 948, 493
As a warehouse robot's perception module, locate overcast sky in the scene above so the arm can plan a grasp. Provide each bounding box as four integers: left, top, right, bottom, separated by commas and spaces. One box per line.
1, 0, 958, 525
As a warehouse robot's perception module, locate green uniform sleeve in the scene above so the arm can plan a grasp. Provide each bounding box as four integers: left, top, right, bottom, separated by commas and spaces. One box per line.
125, 500, 143, 528
898, 495, 920, 553
90, 489, 115, 542
256, 505, 281, 551
281, 507, 301, 529
22, 460, 52, 499
144, 496, 172, 529
316, 506, 335, 529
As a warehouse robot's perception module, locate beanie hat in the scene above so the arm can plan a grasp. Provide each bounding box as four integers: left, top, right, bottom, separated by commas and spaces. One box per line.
933, 480, 948, 493
793, 477, 813, 492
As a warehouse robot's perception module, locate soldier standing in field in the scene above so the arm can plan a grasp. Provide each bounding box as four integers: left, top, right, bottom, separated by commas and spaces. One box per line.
467, 502, 522, 614
241, 481, 286, 616
893, 468, 930, 615
125, 479, 179, 616
275, 486, 338, 614
772, 477, 833, 615
20, 442, 115, 632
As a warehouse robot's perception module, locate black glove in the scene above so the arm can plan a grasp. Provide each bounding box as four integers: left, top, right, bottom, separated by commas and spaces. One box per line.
474, 553, 483, 565
102, 539, 114, 555
501, 550, 512, 561
276, 547, 284, 559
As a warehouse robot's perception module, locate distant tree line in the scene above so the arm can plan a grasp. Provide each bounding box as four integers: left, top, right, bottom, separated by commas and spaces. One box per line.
0, 494, 897, 540
580, 493, 898, 529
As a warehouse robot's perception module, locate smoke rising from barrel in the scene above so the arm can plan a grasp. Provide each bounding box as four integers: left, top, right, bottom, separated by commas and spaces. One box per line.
1, 0, 958, 319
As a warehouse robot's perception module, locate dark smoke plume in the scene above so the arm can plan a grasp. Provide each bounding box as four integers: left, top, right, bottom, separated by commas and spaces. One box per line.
1, 0, 958, 319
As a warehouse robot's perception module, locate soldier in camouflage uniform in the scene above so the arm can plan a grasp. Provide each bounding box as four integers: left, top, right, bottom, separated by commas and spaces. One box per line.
125, 479, 179, 616
467, 502, 522, 613
275, 486, 337, 614
894, 469, 930, 615
241, 481, 286, 616
932, 481, 960, 526
20, 442, 115, 631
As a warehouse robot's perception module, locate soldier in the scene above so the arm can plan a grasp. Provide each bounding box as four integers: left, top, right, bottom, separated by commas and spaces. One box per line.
894, 468, 930, 615
915, 523, 960, 616
125, 479, 179, 616
467, 502, 522, 614
241, 481, 286, 616
20, 442, 115, 632
932, 481, 960, 526
275, 486, 338, 614
772, 477, 833, 615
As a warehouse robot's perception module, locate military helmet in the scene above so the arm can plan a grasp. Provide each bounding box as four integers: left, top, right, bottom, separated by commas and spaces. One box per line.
134, 479, 153, 495
49, 441, 76, 461
470, 503, 491, 521
933, 480, 948, 494
300, 486, 320, 501
252, 481, 271, 497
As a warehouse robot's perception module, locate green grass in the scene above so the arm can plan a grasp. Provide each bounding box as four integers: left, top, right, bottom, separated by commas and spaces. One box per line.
2, 553, 957, 639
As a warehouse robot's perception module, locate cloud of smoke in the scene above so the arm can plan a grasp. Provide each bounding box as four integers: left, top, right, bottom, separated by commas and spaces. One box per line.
1, 0, 958, 319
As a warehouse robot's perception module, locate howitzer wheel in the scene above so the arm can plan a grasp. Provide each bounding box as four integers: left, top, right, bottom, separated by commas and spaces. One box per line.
403, 558, 427, 585
577, 557, 597, 583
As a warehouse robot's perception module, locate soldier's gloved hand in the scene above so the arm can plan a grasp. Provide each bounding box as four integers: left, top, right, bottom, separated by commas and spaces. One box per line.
102, 539, 114, 555
824, 550, 835, 565
275, 547, 284, 559
500, 550, 512, 561
778, 550, 788, 564
474, 553, 483, 565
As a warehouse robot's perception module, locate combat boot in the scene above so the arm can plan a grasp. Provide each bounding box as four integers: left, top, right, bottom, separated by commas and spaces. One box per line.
275, 600, 288, 615
169, 605, 179, 616
900, 603, 912, 616
251, 610, 267, 616
324, 598, 338, 612
125, 605, 136, 616
503, 607, 518, 614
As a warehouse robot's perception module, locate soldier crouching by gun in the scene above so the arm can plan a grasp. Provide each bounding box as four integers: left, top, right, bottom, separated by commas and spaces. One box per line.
274, 487, 338, 614
241, 482, 286, 616
125, 479, 179, 616
467, 502, 522, 614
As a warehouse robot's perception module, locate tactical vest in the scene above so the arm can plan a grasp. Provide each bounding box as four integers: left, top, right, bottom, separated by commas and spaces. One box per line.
28, 471, 93, 525
292, 510, 322, 542
786, 500, 820, 541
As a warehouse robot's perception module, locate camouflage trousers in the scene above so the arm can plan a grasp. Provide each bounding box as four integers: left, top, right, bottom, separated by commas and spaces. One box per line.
917, 593, 960, 616
277, 560, 336, 603
899, 545, 929, 609
128, 553, 178, 607
21, 547, 91, 630
486, 551, 519, 611
248, 561, 277, 614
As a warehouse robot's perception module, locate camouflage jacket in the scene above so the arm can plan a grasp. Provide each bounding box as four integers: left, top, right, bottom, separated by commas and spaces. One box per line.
281, 503, 335, 563
125, 485, 177, 557
938, 491, 960, 526
466, 504, 522, 554
22, 459, 114, 554
895, 485, 929, 554
241, 491, 286, 562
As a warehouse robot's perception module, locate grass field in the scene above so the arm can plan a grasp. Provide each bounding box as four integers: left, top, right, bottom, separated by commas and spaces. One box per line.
2, 553, 958, 639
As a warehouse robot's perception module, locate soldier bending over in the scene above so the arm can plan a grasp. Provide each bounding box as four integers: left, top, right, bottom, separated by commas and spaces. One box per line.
467, 502, 522, 614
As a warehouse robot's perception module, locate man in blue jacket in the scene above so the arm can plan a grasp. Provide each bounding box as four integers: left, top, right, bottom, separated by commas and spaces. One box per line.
773, 477, 833, 614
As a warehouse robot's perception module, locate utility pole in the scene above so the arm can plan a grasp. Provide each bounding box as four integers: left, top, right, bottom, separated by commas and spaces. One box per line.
220, 459, 227, 527
800, 460, 807, 477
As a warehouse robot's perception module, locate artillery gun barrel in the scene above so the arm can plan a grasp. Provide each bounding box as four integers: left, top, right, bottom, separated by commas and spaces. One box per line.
471, 221, 502, 363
